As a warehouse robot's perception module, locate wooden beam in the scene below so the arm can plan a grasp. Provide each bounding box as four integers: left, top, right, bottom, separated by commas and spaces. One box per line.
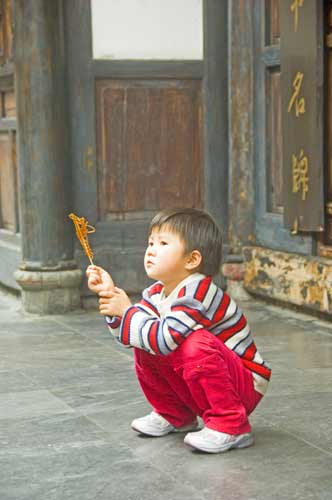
203, 0, 229, 249
93, 60, 203, 80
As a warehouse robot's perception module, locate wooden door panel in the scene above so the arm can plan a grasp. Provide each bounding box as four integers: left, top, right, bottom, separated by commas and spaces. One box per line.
97, 86, 124, 214
4, 89, 15, 117
266, 0, 280, 45
96, 79, 202, 219
265, 1, 283, 216
0, 0, 13, 64
0, 131, 17, 231
266, 68, 283, 214
126, 86, 164, 212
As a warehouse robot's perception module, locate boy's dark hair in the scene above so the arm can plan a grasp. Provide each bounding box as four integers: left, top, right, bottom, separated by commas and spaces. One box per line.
149, 208, 222, 276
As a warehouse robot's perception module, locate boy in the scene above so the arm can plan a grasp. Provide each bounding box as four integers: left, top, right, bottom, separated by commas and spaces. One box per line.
86, 208, 271, 453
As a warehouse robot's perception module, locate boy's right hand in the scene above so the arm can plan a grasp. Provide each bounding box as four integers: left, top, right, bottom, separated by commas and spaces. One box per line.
86, 265, 115, 294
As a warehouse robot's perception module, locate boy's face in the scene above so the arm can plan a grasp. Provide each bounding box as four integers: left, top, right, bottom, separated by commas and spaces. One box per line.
144, 226, 193, 294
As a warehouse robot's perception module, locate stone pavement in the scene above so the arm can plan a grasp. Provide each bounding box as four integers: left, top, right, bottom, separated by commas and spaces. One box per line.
0, 289, 332, 500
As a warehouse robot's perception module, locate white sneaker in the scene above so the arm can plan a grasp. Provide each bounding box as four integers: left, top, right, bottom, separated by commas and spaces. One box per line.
131, 411, 199, 437
184, 427, 254, 453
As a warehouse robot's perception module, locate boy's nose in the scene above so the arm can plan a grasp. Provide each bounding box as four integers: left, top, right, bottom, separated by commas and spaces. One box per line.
147, 246, 156, 256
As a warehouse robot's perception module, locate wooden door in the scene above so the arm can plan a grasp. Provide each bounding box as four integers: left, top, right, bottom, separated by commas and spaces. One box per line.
95, 77, 202, 295
65, 2, 203, 298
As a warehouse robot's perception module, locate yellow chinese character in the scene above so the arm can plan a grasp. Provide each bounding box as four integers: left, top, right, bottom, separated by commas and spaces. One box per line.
287, 72, 305, 117
292, 149, 309, 201
290, 0, 304, 32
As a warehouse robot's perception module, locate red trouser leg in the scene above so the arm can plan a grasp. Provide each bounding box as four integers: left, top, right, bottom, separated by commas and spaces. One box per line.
134, 329, 262, 434
134, 347, 199, 427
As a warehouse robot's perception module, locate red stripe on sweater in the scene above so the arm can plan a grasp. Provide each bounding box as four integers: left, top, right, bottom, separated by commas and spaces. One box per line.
168, 327, 184, 346
139, 298, 159, 316
243, 342, 257, 361
194, 277, 212, 302
121, 307, 138, 345
216, 315, 247, 343
171, 304, 211, 328
107, 317, 121, 328
148, 283, 163, 297
147, 321, 159, 354
211, 293, 231, 323
242, 358, 271, 380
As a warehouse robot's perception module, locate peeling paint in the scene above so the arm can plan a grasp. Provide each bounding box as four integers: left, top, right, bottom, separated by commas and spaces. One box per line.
243, 246, 332, 316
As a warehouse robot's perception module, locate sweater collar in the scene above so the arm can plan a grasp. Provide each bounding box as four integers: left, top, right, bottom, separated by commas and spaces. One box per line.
159, 272, 206, 305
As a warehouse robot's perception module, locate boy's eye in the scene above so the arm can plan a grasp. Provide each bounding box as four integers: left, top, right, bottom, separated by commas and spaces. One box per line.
160, 241, 168, 246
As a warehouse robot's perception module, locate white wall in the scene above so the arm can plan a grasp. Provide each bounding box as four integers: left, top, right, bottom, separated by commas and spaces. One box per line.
91, 0, 203, 60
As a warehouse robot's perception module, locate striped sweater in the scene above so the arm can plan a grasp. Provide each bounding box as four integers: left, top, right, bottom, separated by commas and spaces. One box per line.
106, 274, 271, 395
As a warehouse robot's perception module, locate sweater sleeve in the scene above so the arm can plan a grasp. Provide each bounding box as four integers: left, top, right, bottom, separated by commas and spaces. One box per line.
104, 290, 159, 345
117, 295, 209, 355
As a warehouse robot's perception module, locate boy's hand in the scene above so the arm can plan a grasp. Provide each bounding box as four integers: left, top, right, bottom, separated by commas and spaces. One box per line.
86, 265, 115, 294
98, 288, 132, 317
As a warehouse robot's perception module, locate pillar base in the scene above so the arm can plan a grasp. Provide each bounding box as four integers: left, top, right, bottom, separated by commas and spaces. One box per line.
222, 262, 251, 301
14, 268, 82, 314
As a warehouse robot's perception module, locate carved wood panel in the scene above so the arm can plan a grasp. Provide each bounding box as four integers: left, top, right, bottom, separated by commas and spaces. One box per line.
96, 79, 202, 219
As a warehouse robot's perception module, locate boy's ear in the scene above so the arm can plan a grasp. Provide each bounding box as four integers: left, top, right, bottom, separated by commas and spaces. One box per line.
185, 250, 202, 271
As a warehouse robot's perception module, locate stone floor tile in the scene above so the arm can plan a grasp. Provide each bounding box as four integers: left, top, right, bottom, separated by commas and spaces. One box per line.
0, 390, 75, 419
1, 291, 332, 499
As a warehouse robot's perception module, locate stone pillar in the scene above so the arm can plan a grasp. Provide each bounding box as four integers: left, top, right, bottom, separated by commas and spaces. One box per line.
14, 0, 82, 313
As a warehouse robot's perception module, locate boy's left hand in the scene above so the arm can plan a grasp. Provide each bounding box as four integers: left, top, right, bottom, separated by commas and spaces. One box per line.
98, 287, 132, 317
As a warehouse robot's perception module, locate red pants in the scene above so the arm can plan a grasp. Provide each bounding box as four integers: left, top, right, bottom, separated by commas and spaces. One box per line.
134, 329, 262, 435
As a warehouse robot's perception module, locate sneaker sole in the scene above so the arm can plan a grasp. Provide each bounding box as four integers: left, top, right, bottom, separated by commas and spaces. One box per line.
184, 434, 254, 453
131, 421, 199, 438
131, 424, 173, 437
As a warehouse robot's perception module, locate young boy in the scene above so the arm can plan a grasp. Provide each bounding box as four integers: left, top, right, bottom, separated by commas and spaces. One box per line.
86, 208, 271, 454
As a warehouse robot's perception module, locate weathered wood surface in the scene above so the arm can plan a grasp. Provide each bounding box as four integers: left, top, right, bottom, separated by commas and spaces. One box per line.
14, 0, 73, 269
228, 0, 255, 255
266, 69, 283, 215
64, 0, 98, 224
0, 131, 18, 231
323, 0, 332, 247
280, 0, 324, 231
203, 0, 229, 246
253, 1, 313, 253
96, 79, 202, 216
244, 245, 332, 317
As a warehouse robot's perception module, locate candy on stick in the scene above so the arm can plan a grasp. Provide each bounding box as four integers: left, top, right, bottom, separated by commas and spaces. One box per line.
68, 213, 96, 265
